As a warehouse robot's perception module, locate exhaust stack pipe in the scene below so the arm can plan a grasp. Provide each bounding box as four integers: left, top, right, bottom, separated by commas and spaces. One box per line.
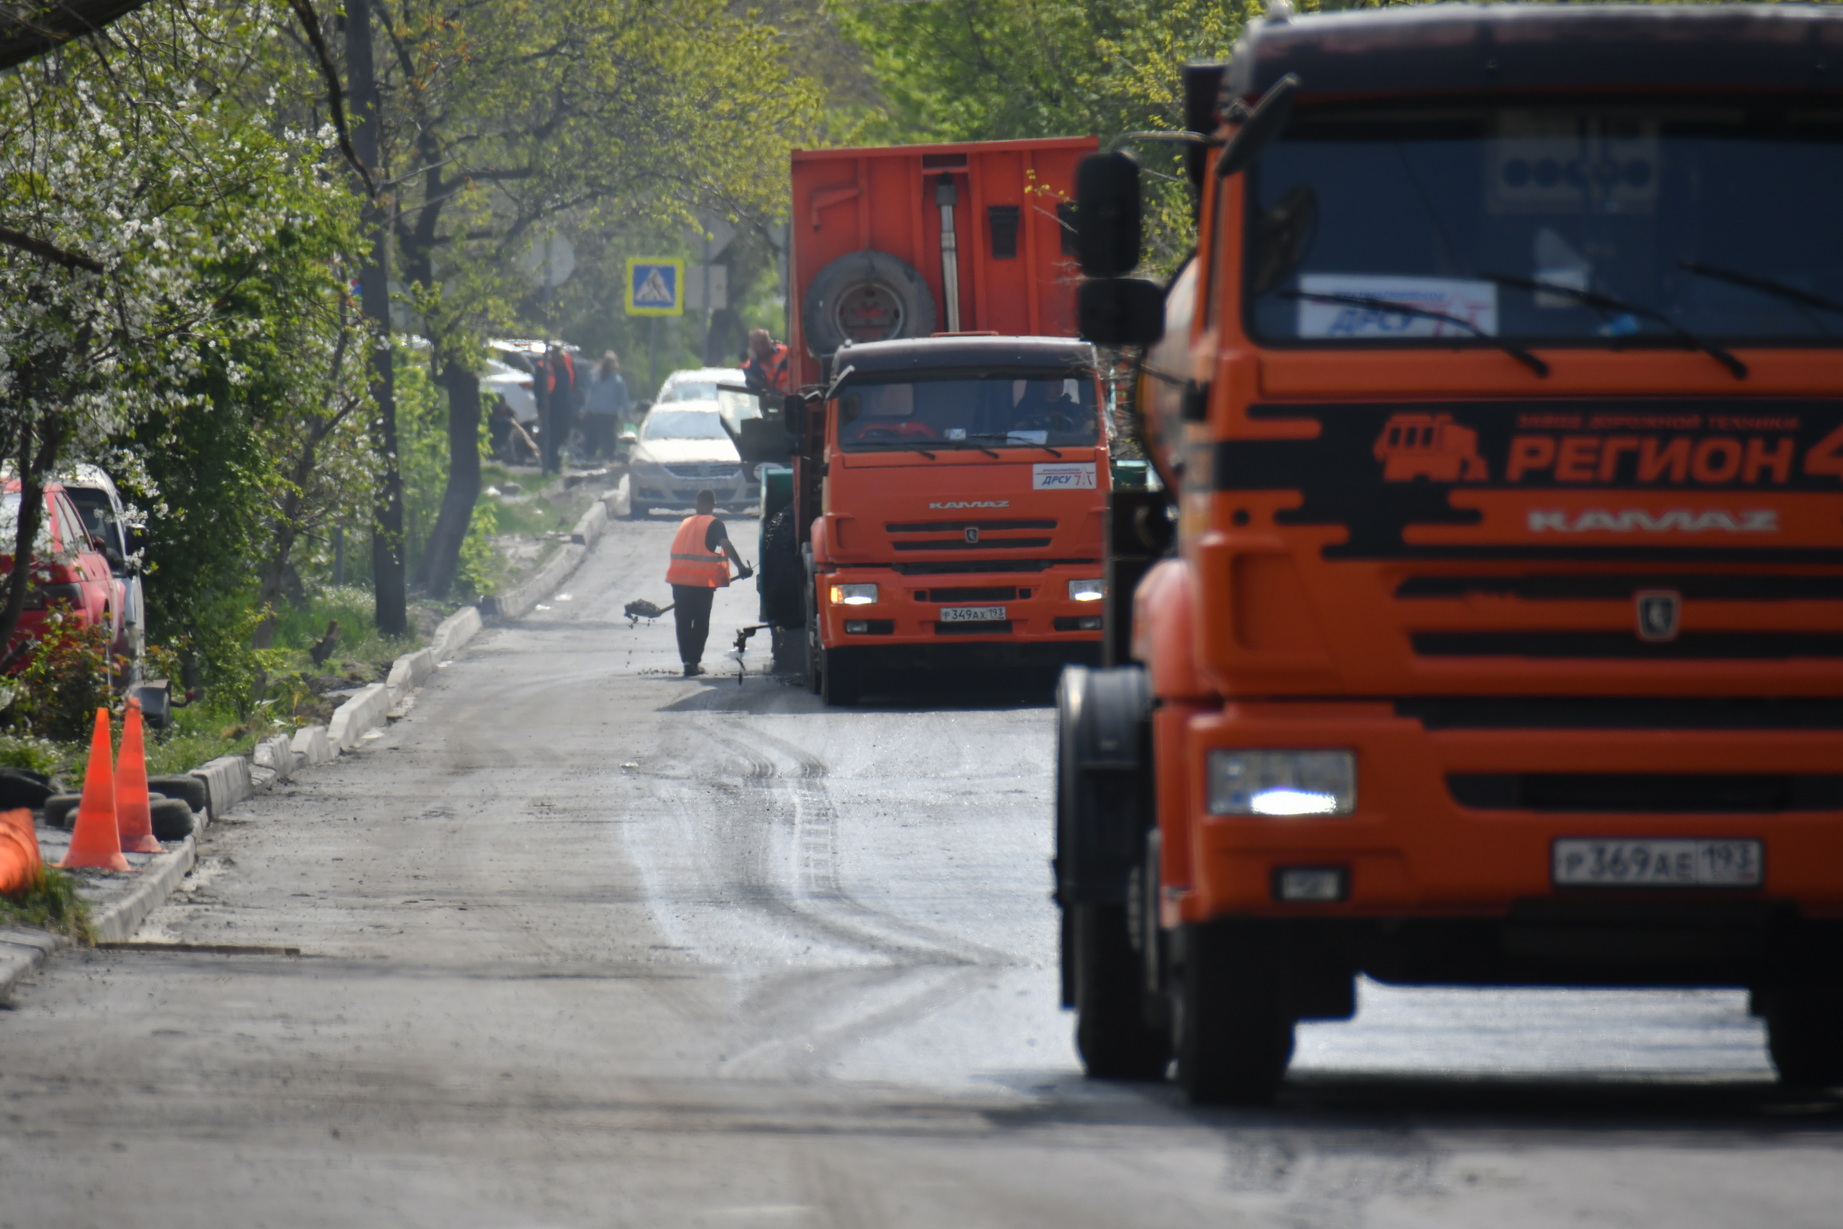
935, 174, 962, 332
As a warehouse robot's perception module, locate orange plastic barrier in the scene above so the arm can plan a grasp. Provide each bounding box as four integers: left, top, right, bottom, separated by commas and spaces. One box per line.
114, 699, 159, 854
57, 708, 132, 873
0, 808, 40, 895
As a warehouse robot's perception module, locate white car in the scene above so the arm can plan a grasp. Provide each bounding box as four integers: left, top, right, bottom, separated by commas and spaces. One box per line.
480, 356, 537, 422
625, 401, 757, 517
655, 367, 745, 404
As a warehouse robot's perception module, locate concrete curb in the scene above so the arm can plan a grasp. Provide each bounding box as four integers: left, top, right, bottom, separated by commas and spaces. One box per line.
0, 485, 614, 996
88, 837, 199, 943
327, 682, 391, 750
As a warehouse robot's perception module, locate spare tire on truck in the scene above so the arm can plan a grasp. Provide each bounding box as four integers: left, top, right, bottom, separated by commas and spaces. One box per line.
801, 251, 938, 356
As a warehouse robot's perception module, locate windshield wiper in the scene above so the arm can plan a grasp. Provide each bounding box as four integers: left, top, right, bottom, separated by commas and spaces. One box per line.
1480, 272, 1748, 380
964, 433, 1061, 458
1278, 290, 1549, 377
1679, 260, 1843, 328
849, 441, 937, 459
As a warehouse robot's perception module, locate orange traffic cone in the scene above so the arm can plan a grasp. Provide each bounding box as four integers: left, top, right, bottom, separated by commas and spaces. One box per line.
0, 808, 41, 895
115, 698, 159, 854
58, 708, 132, 872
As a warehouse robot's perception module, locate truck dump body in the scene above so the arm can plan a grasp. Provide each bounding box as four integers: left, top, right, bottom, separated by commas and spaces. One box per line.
1057, 4, 1843, 1102
788, 138, 1093, 388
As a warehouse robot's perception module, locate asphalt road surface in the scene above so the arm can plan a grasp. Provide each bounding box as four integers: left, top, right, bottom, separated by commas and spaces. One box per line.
3, 514, 1840, 1228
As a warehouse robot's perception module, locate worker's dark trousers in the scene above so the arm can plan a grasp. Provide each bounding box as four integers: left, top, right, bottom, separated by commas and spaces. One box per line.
671, 584, 717, 665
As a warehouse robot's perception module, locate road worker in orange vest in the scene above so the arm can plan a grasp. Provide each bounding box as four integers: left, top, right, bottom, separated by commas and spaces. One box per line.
665, 489, 751, 677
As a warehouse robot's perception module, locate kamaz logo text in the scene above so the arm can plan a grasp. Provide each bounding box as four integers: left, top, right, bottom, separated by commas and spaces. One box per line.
929, 500, 1009, 509
1527, 508, 1779, 534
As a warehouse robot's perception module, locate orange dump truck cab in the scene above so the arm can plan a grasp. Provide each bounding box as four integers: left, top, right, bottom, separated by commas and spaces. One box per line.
1054, 4, 1843, 1103
752, 139, 1117, 703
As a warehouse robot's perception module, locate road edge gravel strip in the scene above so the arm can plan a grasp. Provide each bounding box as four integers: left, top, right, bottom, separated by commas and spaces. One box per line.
0, 486, 617, 998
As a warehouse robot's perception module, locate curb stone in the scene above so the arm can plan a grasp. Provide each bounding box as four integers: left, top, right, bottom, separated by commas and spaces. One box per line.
0, 485, 607, 999
493, 493, 617, 621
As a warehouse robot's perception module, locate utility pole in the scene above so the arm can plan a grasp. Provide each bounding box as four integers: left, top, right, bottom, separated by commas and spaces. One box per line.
347, 0, 407, 636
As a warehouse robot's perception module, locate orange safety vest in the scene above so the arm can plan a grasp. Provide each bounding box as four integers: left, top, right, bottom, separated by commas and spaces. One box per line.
665, 514, 729, 588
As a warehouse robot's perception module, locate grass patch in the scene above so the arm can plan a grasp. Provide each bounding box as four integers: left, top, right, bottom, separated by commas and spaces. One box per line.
0, 867, 94, 943
268, 585, 422, 673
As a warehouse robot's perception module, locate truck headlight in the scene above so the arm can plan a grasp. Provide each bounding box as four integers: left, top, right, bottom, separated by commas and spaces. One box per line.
1207, 750, 1356, 817
829, 583, 877, 606
1068, 578, 1105, 602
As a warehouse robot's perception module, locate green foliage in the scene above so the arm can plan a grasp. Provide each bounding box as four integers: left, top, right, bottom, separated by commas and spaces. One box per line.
0, 867, 93, 943
7, 611, 112, 742
835, 0, 1259, 272
459, 502, 499, 599
0, 731, 80, 782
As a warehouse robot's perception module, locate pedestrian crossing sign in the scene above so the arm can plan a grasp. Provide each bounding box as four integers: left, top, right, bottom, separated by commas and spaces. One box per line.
625, 258, 684, 317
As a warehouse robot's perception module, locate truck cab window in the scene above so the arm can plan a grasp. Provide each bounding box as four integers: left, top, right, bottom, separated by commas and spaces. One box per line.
836, 375, 1100, 450
1245, 99, 1843, 347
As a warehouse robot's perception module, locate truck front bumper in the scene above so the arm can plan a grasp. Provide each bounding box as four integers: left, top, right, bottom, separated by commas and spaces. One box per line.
816, 564, 1106, 649
1175, 700, 1843, 922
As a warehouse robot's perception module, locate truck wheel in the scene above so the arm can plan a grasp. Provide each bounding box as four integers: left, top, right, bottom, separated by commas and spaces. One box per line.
801, 251, 938, 356
1173, 922, 1294, 1106
1071, 903, 1170, 1079
1765, 991, 1843, 1087
820, 646, 860, 705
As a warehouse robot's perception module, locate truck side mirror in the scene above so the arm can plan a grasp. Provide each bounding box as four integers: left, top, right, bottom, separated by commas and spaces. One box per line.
1075, 152, 1142, 278
1217, 73, 1300, 180
1078, 278, 1165, 347
1181, 61, 1227, 192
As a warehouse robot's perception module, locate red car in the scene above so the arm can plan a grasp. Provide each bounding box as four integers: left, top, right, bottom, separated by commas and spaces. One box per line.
1, 481, 125, 668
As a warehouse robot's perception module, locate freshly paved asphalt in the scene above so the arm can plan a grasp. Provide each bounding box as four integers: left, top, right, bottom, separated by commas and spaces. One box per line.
2, 515, 1839, 1228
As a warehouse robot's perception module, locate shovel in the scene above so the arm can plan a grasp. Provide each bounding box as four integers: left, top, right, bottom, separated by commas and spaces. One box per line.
624, 598, 674, 623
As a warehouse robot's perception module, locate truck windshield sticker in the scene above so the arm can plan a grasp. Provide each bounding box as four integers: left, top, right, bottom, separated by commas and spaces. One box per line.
1217, 400, 1843, 561
1032, 463, 1097, 490
1297, 275, 1499, 339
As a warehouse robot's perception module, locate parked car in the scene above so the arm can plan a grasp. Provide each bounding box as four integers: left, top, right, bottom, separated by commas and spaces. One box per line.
59, 465, 145, 664
655, 366, 745, 404
480, 356, 537, 423
0, 480, 124, 670
625, 400, 758, 518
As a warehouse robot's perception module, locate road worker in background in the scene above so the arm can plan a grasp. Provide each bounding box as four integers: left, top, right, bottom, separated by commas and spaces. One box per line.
665, 489, 751, 677
742, 328, 791, 396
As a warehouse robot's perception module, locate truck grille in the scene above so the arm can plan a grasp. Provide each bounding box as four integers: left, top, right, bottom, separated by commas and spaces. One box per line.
1448, 772, 1843, 813
1412, 632, 1843, 660
886, 519, 1056, 533
893, 538, 1052, 552
664, 463, 742, 480
1398, 697, 1843, 730
1398, 574, 1843, 601
917, 587, 1024, 602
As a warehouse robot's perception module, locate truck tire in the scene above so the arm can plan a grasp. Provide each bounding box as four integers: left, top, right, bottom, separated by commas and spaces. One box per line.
1174, 921, 1295, 1106
1765, 991, 1843, 1087
1071, 903, 1170, 1079
801, 251, 938, 356
820, 646, 860, 705
759, 508, 805, 628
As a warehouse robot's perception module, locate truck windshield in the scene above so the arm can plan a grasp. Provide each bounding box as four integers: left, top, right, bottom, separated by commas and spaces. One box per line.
1245, 99, 1843, 347
836, 374, 1099, 451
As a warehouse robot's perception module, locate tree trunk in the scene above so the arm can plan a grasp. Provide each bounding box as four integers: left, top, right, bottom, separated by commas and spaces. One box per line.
347, 0, 407, 636
421, 361, 483, 598
0, 416, 54, 666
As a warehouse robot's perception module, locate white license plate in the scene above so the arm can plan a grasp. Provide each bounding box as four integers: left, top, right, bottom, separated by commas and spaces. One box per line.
939, 605, 1007, 623
1552, 838, 1763, 888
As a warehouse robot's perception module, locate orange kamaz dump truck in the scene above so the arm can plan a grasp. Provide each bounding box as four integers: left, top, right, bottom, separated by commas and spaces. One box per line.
747, 139, 1119, 703
1056, 3, 1843, 1103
